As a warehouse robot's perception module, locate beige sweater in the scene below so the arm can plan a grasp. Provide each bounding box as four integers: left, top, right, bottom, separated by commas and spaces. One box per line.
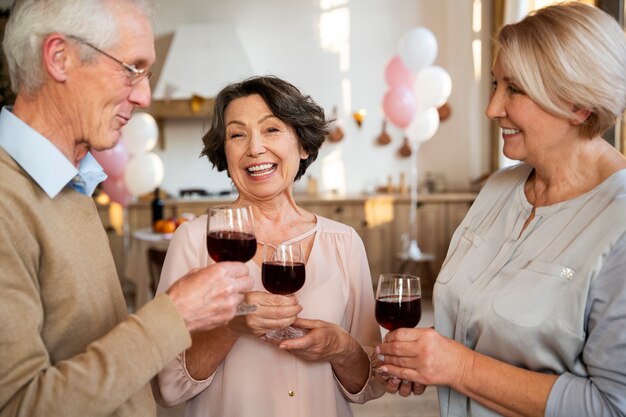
0, 149, 191, 417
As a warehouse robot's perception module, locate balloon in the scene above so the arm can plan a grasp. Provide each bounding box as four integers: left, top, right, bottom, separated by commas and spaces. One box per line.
384, 55, 415, 88
382, 85, 417, 129
398, 27, 438, 74
414, 66, 452, 111
91, 141, 129, 180
405, 108, 440, 144
122, 112, 159, 156
123, 152, 164, 196
101, 177, 133, 207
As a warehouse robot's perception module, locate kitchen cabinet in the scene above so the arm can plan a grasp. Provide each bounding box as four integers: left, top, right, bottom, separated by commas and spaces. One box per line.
297, 196, 395, 283
392, 194, 475, 296
111, 193, 475, 294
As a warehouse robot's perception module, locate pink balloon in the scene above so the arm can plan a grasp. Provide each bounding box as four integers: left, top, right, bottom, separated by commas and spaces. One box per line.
101, 177, 133, 207
92, 141, 129, 180
384, 55, 415, 88
383, 86, 417, 129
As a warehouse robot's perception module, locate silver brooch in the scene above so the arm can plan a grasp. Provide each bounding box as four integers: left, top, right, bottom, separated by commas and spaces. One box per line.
560, 267, 574, 280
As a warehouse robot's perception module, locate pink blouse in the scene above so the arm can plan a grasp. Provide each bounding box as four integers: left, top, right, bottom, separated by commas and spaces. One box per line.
154, 214, 384, 417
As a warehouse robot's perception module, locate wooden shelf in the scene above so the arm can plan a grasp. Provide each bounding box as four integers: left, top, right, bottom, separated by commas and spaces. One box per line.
147, 97, 215, 149
148, 97, 215, 119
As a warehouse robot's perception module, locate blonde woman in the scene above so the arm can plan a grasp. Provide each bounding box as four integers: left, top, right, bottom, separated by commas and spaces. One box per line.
378, 3, 626, 416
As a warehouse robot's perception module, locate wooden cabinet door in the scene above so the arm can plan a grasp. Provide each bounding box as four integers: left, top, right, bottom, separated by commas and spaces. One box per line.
415, 203, 447, 272
119, 195, 474, 296
300, 199, 391, 289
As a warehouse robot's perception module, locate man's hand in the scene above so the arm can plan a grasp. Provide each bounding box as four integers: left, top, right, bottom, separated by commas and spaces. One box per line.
166, 262, 253, 332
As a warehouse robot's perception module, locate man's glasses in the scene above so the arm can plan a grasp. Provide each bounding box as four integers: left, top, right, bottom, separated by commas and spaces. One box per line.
67, 35, 152, 86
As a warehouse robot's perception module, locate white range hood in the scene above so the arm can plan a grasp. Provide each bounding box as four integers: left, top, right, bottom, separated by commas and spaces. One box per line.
153, 23, 253, 100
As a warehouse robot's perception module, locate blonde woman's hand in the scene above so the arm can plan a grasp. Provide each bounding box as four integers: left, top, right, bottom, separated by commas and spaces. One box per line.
376, 327, 470, 388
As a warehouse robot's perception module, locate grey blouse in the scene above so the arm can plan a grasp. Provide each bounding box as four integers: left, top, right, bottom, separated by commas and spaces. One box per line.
434, 163, 626, 417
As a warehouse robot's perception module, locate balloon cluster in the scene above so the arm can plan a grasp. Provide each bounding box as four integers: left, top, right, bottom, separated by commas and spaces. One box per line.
382, 27, 452, 262
92, 113, 164, 206
382, 27, 451, 144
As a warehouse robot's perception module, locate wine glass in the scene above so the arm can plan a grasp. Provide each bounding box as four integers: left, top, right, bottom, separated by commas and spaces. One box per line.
375, 274, 422, 331
261, 241, 307, 340
374, 274, 421, 380
206, 205, 257, 315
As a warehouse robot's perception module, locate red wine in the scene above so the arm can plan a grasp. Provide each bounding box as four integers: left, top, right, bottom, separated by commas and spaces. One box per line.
206, 231, 257, 262
262, 261, 306, 295
375, 296, 421, 331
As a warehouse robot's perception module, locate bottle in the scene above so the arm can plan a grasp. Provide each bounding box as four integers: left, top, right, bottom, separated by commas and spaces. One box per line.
151, 187, 164, 228
307, 176, 318, 196
434, 174, 447, 193
399, 172, 408, 195
386, 175, 395, 194
424, 172, 435, 193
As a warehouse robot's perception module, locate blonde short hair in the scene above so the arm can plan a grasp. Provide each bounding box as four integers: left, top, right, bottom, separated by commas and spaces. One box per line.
496, 2, 626, 138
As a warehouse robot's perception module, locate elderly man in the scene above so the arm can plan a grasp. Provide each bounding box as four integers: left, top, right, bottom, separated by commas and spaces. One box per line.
0, 1, 253, 416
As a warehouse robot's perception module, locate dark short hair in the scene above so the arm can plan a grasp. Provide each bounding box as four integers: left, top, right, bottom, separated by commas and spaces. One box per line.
201, 75, 329, 181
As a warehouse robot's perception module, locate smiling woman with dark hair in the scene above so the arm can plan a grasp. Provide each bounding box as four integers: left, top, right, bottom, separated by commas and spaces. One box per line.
153, 75, 385, 417
201, 75, 327, 182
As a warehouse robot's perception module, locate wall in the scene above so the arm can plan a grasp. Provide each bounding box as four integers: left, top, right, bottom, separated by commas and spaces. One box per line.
0, 0, 494, 195
152, 0, 493, 196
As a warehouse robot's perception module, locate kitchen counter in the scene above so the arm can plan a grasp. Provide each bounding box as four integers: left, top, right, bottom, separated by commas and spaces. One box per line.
110, 192, 477, 294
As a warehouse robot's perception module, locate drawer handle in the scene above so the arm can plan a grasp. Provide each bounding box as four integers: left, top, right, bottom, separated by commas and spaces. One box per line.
334, 206, 344, 214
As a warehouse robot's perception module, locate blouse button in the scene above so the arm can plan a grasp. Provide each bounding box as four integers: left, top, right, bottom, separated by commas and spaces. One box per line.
288, 390, 295, 397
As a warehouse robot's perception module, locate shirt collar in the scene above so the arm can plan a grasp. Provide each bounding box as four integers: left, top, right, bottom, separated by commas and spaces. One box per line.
0, 106, 107, 198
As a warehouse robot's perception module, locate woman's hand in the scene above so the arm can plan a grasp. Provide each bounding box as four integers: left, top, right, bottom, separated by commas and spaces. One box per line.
376, 327, 471, 388
371, 352, 427, 396
378, 328, 559, 417
227, 291, 303, 337
274, 318, 350, 361
278, 318, 370, 394
383, 377, 427, 397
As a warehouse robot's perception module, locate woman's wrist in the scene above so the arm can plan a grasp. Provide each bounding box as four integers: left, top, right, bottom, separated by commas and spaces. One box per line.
332, 329, 366, 364
224, 317, 248, 338
330, 331, 370, 393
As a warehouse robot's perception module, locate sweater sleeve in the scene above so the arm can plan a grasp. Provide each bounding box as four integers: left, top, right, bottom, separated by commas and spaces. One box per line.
545, 232, 626, 417
152, 219, 216, 406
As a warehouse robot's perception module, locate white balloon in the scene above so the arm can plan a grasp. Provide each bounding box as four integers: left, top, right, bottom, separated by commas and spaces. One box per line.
122, 112, 159, 155
123, 152, 164, 196
398, 27, 438, 74
405, 108, 440, 144
414, 66, 452, 112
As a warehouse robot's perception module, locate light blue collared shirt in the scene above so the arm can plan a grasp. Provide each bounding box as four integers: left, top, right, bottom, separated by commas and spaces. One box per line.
0, 107, 107, 198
